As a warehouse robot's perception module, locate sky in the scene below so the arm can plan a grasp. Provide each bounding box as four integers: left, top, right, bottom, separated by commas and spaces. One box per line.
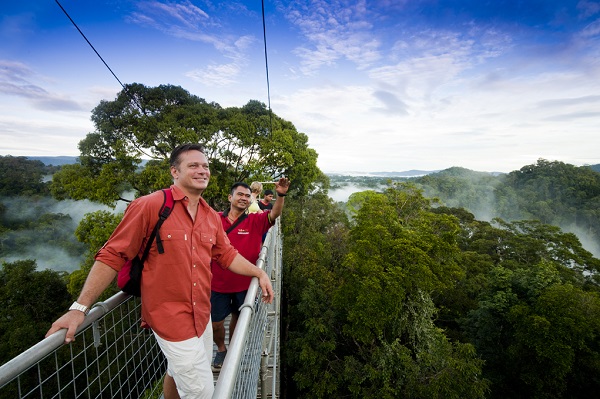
1, 0, 600, 174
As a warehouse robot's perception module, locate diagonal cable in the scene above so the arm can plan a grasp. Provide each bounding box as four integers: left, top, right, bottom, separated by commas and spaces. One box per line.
55, 0, 126, 91
261, 0, 274, 135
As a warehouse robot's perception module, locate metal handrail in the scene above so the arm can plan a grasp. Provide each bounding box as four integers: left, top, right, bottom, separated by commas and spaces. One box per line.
0, 219, 282, 399
0, 291, 131, 388
214, 219, 281, 398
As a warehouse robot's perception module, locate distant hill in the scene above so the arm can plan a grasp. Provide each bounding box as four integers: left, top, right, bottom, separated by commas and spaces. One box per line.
26, 156, 600, 176
425, 166, 504, 178
327, 170, 440, 177
26, 156, 78, 166
587, 164, 600, 173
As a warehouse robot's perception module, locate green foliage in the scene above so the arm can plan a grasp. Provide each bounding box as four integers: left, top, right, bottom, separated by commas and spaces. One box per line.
407, 160, 600, 259
50, 84, 323, 208
0, 260, 71, 364
345, 189, 380, 218
495, 159, 600, 231
464, 261, 600, 398
284, 184, 488, 398
68, 210, 124, 297
286, 178, 600, 398
0, 155, 50, 197
431, 213, 600, 398
415, 167, 501, 219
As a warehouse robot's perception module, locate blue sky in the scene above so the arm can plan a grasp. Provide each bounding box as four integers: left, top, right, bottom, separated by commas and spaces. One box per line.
1, 0, 599, 173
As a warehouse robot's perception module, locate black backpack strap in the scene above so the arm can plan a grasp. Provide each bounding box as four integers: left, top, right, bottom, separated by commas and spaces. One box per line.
142, 189, 174, 261
225, 211, 248, 234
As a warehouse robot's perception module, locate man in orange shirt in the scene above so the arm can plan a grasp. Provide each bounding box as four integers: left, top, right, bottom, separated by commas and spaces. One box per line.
46, 143, 274, 399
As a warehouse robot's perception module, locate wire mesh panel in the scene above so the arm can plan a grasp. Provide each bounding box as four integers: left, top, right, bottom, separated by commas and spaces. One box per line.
231, 296, 269, 398
0, 296, 167, 399
227, 220, 281, 399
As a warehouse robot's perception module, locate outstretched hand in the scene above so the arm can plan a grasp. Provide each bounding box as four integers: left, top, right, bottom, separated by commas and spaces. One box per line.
274, 177, 290, 196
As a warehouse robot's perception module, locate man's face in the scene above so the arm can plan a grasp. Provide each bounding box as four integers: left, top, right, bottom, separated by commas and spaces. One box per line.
264, 194, 274, 203
170, 150, 210, 194
229, 186, 252, 210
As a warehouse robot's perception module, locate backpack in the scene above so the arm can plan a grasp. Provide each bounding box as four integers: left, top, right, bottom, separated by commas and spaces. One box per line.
117, 189, 175, 296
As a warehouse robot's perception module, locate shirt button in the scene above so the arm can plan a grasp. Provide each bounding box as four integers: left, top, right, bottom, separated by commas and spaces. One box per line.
193, 282, 197, 286
167, 234, 172, 238
193, 264, 196, 268
193, 302, 196, 306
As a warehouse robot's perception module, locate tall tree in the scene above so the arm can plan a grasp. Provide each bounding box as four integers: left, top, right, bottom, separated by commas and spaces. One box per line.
50, 84, 323, 208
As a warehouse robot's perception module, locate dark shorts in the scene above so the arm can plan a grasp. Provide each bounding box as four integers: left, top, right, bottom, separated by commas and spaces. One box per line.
210, 291, 248, 322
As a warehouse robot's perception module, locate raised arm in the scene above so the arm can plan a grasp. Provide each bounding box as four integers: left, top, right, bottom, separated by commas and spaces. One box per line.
268, 177, 290, 221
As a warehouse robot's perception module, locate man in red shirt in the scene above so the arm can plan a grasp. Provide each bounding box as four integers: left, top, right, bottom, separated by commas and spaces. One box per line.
46, 143, 274, 399
211, 179, 289, 369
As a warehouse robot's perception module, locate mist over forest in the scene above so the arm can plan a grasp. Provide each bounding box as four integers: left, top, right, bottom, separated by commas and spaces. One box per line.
329, 162, 600, 258
0, 196, 127, 272
1, 155, 598, 270
0, 156, 130, 272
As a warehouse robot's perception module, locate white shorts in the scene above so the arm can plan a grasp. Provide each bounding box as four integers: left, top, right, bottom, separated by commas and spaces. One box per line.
153, 321, 214, 399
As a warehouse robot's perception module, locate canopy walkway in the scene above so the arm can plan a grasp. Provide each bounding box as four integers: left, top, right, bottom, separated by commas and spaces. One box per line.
0, 220, 282, 399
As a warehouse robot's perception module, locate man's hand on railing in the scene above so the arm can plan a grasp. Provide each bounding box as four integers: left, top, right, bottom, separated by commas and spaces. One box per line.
45, 310, 86, 344
258, 269, 274, 304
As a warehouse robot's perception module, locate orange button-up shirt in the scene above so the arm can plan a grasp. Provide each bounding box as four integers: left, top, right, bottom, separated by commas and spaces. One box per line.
95, 185, 238, 341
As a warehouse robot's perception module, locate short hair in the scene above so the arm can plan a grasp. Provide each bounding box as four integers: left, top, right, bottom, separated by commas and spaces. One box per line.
264, 189, 274, 196
250, 181, 263, 194
170, 143, 205, 168
230, 182, 251, 195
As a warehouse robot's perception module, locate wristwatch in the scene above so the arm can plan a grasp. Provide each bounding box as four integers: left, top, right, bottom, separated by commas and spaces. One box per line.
69, 301, 90, 315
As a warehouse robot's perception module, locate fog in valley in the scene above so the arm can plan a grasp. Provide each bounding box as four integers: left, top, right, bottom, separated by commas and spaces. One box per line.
328, 182, 600, 258
328, 183, 385, 202
1, 196, 129, 273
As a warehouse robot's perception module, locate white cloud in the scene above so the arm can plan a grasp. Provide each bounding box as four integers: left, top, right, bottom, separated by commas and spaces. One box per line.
280, 0, 382, 74
0, 60, 87, 111
186, 62, 242, 86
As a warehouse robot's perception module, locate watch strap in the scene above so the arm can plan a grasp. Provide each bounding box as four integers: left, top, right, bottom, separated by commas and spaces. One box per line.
69, 301, 90, 315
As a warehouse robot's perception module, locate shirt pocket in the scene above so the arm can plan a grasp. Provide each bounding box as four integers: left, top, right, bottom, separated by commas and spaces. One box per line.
148, 229, 187, 266
200, 232, 216, 249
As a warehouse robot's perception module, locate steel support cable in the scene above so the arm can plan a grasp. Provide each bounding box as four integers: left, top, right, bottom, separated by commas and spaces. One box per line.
55, 0, 170, 161
261, 0, 274, 137
55, 0, 144, 112
55, 0, 126, 91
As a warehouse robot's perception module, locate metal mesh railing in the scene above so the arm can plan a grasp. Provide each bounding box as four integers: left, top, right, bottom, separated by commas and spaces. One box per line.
0, 220, 281, 399
214, 219, 281, 399
0, 293, 165, 399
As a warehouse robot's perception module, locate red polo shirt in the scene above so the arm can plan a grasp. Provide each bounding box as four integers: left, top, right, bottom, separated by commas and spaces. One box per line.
211, 210, 273, 293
